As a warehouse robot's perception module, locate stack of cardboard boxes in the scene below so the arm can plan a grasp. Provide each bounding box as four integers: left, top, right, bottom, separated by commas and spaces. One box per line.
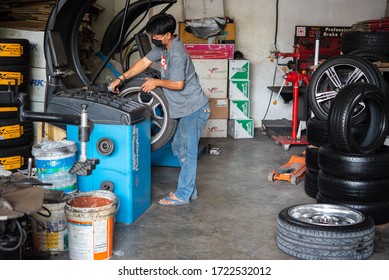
179, 20, 254, 139
227, 59, 254, 139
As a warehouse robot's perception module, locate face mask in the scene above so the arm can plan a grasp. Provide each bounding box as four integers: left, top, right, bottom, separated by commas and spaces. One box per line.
152, 33, 167, 48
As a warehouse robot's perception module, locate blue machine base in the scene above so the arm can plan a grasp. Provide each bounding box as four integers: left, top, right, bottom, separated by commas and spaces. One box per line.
67, 120, 151, 224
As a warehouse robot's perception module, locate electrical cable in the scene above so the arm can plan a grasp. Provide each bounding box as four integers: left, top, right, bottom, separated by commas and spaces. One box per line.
0, 219, 25, 252
261, 0, 279, 124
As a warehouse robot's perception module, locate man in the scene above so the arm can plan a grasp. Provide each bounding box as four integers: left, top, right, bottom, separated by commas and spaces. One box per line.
109, 13, 210, 206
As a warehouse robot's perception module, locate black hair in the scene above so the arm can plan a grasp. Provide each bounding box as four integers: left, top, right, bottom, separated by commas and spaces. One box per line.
145, 13, 176, 35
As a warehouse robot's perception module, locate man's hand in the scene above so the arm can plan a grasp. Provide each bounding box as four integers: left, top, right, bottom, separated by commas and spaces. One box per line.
108, 78, 122, 94
141, 78, 159, 93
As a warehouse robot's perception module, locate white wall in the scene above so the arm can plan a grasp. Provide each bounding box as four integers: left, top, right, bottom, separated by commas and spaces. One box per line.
97, 0, 387, 127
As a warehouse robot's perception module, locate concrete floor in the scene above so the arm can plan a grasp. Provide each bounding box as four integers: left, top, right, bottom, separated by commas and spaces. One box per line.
48, 132, 389, 260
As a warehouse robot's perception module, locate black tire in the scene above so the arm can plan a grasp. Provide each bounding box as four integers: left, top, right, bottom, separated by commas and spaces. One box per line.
118, 78, 178, 151
318, 170, 389, 202
305, 145, 319, 173
0, 143, 32, 171
341, 31, 389, 56
308, 55, 386, 122
0, 106, 18, 119
307, 116, 366, 147
0, 121, 33, 148
327, 82, 389, 154
306, 117, 328, 147
317, 192, 389, 225
318, 144, 389, 179
349, 49, 389, 63
0, 38, 30, 65
304, 170, 318, 199
0, 65, 29, 92
276, 203, 375, 260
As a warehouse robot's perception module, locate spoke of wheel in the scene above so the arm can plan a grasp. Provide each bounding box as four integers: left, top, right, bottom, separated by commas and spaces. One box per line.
325, 66, 343, 88
315, 90, 337, 104
345, 68, 365, 85
152, 115, 164, 129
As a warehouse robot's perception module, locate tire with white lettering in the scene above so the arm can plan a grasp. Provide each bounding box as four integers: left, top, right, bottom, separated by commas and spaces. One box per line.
0, 38, 30, 65
276, 203, 375, 259
0, 65, 29, 92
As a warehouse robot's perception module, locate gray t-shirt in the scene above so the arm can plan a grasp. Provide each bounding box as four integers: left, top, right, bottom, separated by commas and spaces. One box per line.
146, 36, 208, 119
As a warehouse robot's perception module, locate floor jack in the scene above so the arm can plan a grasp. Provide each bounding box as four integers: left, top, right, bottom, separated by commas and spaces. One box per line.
267, 151, 306, 185
270, 45, 309, 151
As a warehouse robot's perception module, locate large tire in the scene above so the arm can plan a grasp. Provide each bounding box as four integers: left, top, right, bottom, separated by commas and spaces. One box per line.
0, 143, 32, 171
276, 203, 375, 260
318, 144, 389, 179
306, 117, 328, 147
349, 49, 389, 63
308, 55, 386, 122
118, 78, 178, 151
304, 170, 318, 199
317, 192, 389, 225
327, 82, 389, 154
0, 38, 30, 65
318, 170, 389, 202
341, 31, 389, 56
305, 145, 319, 173
0, 120, 33, 148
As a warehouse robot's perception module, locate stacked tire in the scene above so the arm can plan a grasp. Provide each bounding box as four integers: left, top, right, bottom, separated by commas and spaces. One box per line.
0, 38, 33, 171
317, 83, 389, 225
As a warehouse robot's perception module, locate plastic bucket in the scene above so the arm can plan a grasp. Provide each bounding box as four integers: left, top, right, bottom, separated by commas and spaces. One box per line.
64, 190, 117, 260
32, 140, 77, 193
32, 202, 68, 253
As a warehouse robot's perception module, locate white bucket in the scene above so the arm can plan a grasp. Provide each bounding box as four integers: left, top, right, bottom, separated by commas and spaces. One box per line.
32, 202, 68, 253
64, 190, 117, 260
32, 140, 77, 193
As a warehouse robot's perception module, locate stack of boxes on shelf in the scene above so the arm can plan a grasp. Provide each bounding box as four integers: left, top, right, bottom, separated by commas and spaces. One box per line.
179, 20, 254, 139
228, 59, 254, 139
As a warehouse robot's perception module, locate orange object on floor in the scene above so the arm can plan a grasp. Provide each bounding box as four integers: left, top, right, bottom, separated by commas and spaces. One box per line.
268, 153, 306, 185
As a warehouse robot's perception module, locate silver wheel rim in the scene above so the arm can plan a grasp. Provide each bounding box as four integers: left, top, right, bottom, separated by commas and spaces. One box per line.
313, 63, 369, 119
288, 204, 364, 226
119, 86, 168, 145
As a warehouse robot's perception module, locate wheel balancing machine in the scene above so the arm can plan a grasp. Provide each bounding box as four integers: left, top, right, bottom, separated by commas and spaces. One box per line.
18, 88, 151, 225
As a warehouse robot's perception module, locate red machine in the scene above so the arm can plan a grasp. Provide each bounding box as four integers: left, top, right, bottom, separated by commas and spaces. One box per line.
271, 45, 310, 151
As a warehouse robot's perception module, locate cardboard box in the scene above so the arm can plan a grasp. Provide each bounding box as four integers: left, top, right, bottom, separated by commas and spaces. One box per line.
199, 78, 227, 98
193, 59, 228, 79
184, 44, 234, 59
229, 100, 250, 119
179, 22, 235, 44
0, 27, 45, 68
209, 98, 228, 119
229, 59, 250, 80
229, 79, 250, 100
201, 119, 227, 138
28, 67, 46, 102
228, 119, 254, 139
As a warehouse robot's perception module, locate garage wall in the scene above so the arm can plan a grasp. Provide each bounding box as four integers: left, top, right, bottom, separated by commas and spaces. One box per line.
98, 0, 387, 128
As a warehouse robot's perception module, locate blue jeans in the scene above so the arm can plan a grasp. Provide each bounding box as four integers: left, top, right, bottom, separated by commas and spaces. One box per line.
171, 102, 210, 202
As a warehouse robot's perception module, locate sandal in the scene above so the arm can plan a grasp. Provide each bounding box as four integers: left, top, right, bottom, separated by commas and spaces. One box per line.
158, 193, 189, 206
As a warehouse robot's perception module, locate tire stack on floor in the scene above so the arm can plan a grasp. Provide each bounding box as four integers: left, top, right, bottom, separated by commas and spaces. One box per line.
317, 82, 389, 225
0, 38, 33, 172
